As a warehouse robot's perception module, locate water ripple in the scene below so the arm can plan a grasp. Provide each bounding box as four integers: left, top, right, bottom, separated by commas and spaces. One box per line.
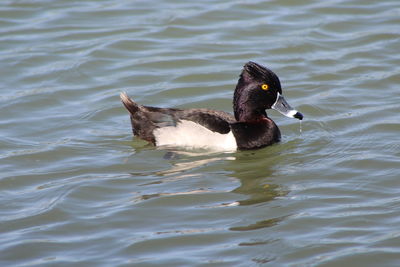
1, 0, 399, 266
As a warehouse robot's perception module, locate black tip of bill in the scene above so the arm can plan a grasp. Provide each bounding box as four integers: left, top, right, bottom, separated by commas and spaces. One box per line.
294, 112, 303, 120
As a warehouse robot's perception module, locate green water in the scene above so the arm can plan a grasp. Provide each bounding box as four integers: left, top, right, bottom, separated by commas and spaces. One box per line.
1, 0, 399, 266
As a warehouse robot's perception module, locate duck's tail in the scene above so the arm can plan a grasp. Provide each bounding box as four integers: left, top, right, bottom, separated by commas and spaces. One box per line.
120, 92, 157, 144
120, 92, 140, 114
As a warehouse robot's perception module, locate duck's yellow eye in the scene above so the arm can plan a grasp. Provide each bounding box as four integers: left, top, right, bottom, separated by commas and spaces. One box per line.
261, 84, 269, 90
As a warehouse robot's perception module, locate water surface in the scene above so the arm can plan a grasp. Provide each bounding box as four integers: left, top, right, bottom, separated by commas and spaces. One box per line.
1, 0, 399, 266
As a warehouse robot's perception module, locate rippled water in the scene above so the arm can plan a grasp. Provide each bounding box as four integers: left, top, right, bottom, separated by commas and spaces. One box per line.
1, 0, 399, 266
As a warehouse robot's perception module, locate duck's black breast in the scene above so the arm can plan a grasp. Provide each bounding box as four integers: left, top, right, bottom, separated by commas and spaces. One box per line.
230, 118, 281, 150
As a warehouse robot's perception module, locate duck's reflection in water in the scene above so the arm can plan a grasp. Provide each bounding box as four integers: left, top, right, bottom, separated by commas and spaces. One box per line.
127, 148, 286, 265
223, 151, 289, 231
134, 149, 288, 227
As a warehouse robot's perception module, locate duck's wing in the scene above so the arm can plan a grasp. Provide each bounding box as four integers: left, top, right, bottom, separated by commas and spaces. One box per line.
141, 108, 234, 134
179, 109, 234, 134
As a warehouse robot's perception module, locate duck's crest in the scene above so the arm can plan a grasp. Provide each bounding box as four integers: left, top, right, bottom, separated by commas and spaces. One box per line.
243, 61, 279, 83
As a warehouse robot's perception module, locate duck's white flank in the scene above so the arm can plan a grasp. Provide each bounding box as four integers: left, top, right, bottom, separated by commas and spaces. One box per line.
154, 120, 237, 151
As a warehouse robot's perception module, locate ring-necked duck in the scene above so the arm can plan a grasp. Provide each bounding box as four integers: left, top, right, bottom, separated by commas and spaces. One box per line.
121, 61, 303, 150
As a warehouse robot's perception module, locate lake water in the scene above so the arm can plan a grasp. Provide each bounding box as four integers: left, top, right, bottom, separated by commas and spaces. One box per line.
1, 0, 399, 266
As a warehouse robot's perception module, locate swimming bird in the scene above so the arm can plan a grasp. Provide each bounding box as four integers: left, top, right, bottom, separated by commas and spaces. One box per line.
120, 61, 303, 150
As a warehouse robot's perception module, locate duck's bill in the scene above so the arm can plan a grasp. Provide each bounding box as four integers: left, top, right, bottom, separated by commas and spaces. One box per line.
271, 93, 303, 120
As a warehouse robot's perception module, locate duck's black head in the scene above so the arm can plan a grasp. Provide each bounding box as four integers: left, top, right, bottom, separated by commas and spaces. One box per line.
233, 61, 303, 122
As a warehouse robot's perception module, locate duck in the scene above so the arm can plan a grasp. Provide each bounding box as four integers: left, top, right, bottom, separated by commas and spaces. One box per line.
120, 61, 303, 150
